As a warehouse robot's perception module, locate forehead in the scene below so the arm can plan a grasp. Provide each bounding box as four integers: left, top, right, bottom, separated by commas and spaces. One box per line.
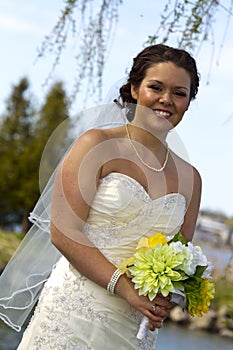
144, 62, 191, 88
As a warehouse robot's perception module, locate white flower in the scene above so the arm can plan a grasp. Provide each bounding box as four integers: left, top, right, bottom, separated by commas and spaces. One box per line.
176, 242, 207, 276
168, 241, 191, 273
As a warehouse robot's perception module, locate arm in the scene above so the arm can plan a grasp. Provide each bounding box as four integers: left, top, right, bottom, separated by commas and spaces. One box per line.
181, 166, 202, 241
51, 129, 116, 287
51, 129, 172, 330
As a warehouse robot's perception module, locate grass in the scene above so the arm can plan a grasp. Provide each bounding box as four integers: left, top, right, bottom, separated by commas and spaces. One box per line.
0, 229, 22, 267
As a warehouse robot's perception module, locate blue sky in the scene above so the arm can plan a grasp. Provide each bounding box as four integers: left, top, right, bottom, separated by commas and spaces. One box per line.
1, 0, 233, 216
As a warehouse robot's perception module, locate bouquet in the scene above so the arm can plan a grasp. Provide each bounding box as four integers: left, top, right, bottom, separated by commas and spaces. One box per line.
118, 232, 215, 339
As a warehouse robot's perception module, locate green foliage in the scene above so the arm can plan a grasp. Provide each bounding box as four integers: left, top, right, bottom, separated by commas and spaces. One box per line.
35, 81, 70, 190
0, 229, 22, 267
37, 0, 123, 101
36, 1, 233, 104
146, 0, 220, 52
0, 79, 70, 232
0, 78, 36, 221
195, 265, 208, 277
170, 232, 187, 244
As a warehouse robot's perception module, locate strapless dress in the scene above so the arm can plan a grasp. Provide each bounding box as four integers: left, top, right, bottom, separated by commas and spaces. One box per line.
17, 172, 186, 350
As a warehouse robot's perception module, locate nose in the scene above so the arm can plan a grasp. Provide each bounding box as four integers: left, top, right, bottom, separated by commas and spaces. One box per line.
159, 91, 172, 106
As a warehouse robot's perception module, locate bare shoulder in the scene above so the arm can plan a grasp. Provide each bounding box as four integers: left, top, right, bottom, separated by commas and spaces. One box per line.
77, 128, 109, 146
62, 127, 124, 173
183, 159, 202, 192
171, 150, 201, 180
170, 150, 202, 201
67, 128, 109, 157
74, 127, 122, 147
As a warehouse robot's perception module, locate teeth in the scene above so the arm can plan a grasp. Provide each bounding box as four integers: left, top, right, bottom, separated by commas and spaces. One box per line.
154, 110, 171, 117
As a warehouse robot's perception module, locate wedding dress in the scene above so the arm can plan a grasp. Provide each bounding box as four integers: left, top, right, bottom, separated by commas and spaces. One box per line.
17, 172, 186, 350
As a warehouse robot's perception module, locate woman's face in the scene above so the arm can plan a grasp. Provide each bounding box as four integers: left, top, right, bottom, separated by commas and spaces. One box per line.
131, 62, 191, 132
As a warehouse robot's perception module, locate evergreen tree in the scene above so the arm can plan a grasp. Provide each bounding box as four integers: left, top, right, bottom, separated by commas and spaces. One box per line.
0, 77, 36, 230
35, 81, 69, 191
0, 79, 69, 233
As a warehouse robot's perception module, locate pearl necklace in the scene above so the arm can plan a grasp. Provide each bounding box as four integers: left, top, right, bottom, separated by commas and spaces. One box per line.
125, 124, 169, 172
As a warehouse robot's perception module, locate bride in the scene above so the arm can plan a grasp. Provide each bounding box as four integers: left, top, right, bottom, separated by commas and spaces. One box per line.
1, 44, 201, 349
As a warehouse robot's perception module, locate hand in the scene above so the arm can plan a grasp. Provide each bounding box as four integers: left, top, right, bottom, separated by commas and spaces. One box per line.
117, 277, 172, 331
147, 294, 172, 331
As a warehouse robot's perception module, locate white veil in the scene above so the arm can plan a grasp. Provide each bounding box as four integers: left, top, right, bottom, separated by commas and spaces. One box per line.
0, 81, 129, 332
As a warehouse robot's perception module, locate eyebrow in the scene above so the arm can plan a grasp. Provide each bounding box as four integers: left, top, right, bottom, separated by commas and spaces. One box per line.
148, 79, 190, 91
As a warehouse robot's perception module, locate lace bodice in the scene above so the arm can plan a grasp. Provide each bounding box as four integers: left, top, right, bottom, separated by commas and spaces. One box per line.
83, 172, 186, 266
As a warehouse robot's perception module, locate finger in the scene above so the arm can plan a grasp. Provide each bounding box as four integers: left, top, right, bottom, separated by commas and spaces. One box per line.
148, 319, 163, 331
145, 309, 164, 325
151, 305, 170, 318
154, 295, 173, 309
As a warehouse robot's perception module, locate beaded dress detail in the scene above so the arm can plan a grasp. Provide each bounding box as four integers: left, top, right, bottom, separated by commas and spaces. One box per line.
17, 172, 186, 350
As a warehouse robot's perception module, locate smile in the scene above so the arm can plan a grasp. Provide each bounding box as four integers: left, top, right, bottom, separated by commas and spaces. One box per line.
152, 109, 172, 118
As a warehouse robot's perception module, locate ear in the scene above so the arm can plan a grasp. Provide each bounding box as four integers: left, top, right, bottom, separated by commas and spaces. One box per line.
131, 85, 138, 100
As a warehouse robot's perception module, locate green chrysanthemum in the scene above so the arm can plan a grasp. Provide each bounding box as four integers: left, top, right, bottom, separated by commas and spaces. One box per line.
184, 277, 215, 317
128, 244, 188, 300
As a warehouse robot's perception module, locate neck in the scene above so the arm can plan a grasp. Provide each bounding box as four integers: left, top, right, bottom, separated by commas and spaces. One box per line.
127, 122, 167, 150
125, 123, 169, 172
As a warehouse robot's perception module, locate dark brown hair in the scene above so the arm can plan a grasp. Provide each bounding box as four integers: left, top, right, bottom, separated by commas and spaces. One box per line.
119, 44, 199, 106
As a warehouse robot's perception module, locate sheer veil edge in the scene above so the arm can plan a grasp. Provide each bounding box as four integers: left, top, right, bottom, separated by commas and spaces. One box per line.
0, 88, 127, 331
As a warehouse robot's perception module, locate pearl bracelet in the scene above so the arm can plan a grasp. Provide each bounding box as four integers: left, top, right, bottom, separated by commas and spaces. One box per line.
107, 268, 123, 294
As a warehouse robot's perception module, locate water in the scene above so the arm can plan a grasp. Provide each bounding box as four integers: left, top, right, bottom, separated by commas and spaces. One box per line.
157, 323, 233, 349
203, 245, 232, 272
0, 321, 232, 350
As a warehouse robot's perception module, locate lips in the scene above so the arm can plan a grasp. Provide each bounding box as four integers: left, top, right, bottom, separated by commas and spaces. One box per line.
152, 109, 172, 119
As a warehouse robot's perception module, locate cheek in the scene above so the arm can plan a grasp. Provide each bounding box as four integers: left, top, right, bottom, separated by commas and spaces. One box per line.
140, 89, 155, 102
184, 101, 190, 111
178, 99, 190, 112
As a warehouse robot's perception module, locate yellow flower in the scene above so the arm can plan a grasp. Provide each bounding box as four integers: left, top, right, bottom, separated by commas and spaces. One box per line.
136, 237, 150, 249
185, 278, 215, 317
118, 256, 135, 274
119, 233, 169, 274
136, 233, 168, 250
148, 233, 168, 247
198, 278, 215, 312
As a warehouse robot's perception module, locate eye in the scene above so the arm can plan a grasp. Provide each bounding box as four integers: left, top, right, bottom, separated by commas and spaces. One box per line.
174, 90, 187, 97
150, 85, 162, 92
